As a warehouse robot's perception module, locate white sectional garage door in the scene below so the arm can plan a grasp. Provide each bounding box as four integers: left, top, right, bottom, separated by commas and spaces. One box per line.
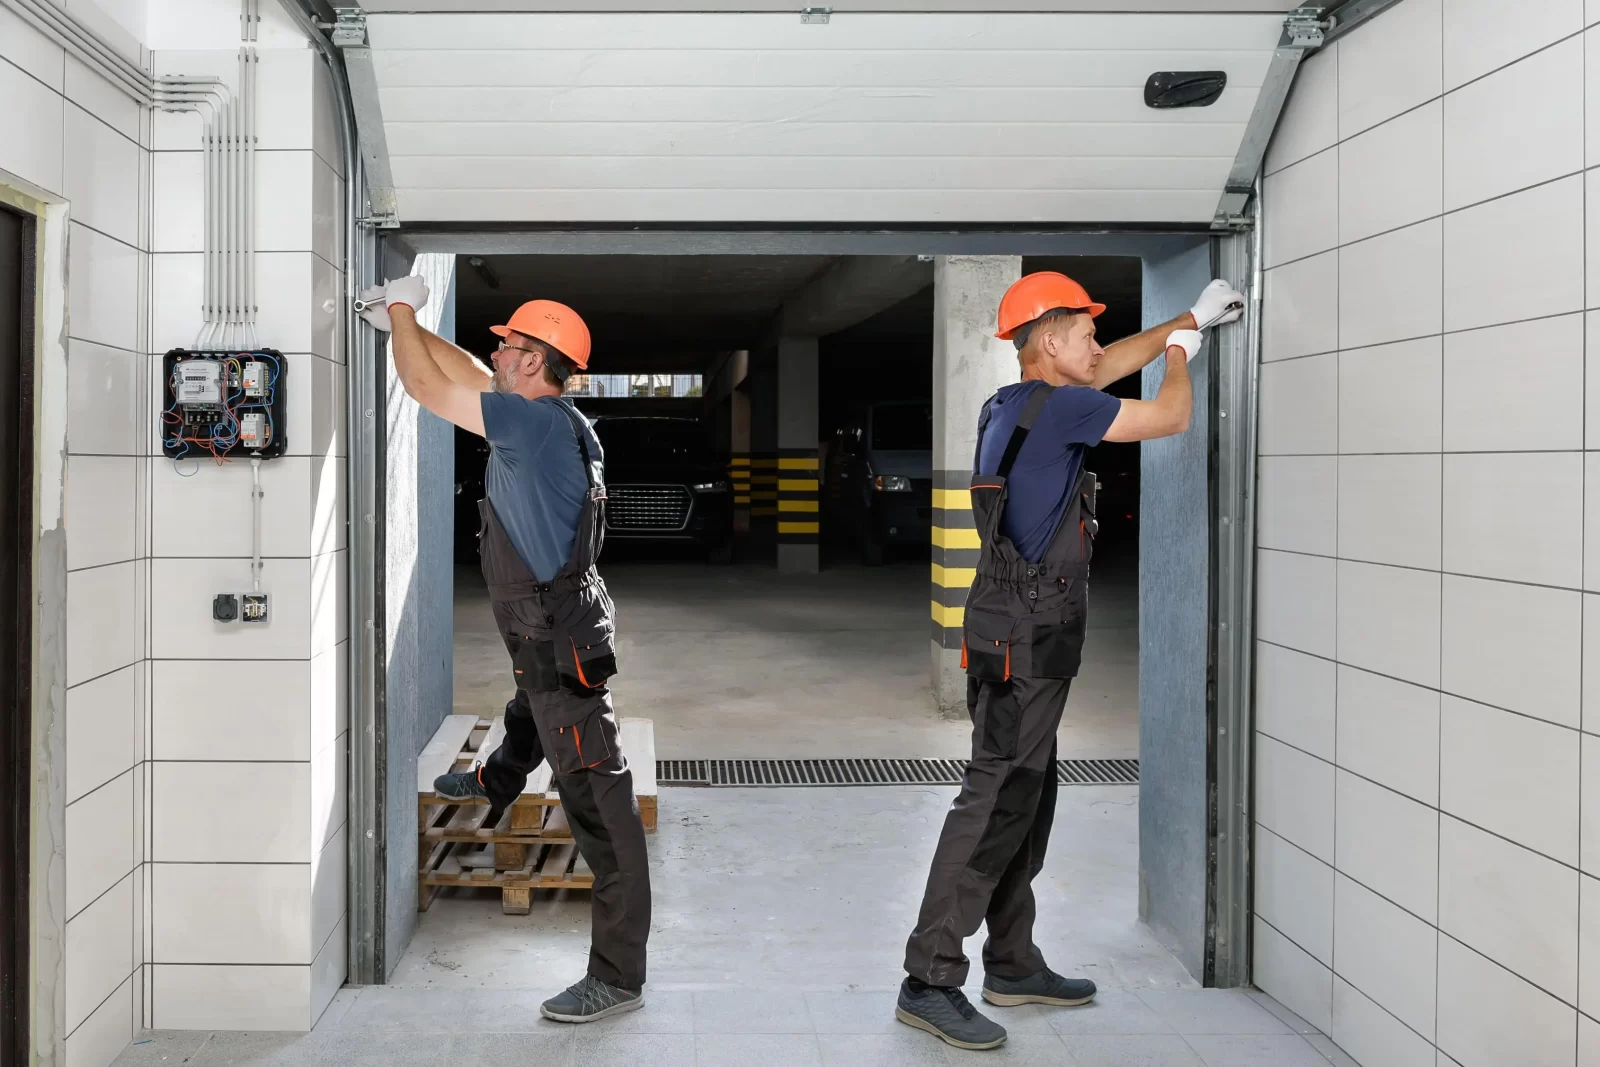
366, 10, 1286, 224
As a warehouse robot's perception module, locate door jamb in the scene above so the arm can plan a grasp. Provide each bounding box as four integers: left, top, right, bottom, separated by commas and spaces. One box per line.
1206, 210, 1261, 988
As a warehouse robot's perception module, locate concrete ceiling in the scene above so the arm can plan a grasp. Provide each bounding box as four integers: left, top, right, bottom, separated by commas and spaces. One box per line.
452, 253, 1150, 372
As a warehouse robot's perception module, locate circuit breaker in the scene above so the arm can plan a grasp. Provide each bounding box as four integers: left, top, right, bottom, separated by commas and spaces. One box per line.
160, 348, 288, 461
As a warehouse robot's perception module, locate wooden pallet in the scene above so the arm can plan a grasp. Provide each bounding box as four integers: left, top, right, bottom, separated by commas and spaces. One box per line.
417, 714, 656, 914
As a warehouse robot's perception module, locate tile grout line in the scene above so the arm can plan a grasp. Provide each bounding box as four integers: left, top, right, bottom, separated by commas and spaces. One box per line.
1581, 21, 1589, 1066
1435, 3, 1446, 1044
1254, 641, 1584, 741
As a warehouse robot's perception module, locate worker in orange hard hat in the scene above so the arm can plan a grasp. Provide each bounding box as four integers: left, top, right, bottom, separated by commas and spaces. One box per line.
897, 270, 1244, 1052
358, 276, 651, 1025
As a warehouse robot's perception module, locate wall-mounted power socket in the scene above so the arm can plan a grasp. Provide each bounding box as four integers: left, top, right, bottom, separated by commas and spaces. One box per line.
213, 592, 269, 624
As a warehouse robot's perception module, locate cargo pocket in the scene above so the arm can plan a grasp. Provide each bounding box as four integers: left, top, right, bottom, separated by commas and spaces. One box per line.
511, 636, 561, 693
974, 680, 1023, 760
556, 617, 617, 692
549, 707, 617, 775
1031, 584, 1088, 679
961, 609, 1014, 682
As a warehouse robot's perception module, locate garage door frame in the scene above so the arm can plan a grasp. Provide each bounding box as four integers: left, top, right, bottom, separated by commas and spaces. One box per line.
346, 223, 1259, 987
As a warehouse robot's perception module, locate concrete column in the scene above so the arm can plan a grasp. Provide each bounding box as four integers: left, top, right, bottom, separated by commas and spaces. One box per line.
776, 334, 820, 574
747, 344, 779, 554
930, 256, 1022, 713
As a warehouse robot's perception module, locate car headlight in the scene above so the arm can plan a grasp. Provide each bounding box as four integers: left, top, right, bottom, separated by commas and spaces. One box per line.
692, 480, 730, 493
874, 475, 913, 492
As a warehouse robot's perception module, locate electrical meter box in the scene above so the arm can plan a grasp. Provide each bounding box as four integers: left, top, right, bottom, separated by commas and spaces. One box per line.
160, 349, 288, 460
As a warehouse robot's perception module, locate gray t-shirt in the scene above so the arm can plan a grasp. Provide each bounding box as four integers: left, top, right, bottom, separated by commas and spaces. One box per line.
479, 393, 602, 582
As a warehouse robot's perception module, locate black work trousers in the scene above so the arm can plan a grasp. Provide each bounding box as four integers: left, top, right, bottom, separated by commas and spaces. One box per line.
903, 673, 1070, 987
478, 605, 652, 991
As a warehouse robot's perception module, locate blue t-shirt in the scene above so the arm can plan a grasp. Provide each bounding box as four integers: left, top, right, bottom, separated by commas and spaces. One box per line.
480, 393, 603, 582
976, 381, 1121, 563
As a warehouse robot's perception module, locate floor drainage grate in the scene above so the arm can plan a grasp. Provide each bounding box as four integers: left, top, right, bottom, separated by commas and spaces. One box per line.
657, 758, 1138, 787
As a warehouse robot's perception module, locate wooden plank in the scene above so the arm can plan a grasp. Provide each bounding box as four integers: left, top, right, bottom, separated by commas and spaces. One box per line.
622, 718, 657, 834
474, 716, 508, 767
418, 715, 482, 794
622, 718, 656, 798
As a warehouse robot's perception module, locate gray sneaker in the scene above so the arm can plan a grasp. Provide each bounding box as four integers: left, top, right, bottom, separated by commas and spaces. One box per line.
982, 968, 1096, 1008
539, 976, 644, 1024
896, 979, 1007, 1051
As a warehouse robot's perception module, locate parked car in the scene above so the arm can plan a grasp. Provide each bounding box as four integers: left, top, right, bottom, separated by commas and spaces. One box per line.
592, 415, 735, 563
823, 400, 932, 565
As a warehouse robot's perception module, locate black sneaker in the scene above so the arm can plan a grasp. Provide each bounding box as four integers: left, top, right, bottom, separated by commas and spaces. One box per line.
434, 764, 489, 804
539, 976, 644, 1024
982, 968, 1096, 1008
895, 979, 1007, 1051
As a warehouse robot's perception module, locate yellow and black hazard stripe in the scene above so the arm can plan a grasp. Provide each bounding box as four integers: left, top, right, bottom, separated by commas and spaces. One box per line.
729, 454, 751, 508
931, 469, 979, 647
750, 454, 778, 521
776, 449, 820, 544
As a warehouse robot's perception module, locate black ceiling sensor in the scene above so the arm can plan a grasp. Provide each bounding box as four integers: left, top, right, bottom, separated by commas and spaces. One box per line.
1144, 71, 1229, 109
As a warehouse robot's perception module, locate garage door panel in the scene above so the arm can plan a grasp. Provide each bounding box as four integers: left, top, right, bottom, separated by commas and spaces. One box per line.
369, 12, 1281, 52
386, 120, 1246, 160
390, 154, 1235, 193
371, 47, 1273, 91
369, 11, 1282, 222
397, 187, 1223, 224
380, 84, 1261, 126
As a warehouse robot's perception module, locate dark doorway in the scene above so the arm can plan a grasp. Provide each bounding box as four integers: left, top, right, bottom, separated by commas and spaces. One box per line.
0, 202, 35, 1066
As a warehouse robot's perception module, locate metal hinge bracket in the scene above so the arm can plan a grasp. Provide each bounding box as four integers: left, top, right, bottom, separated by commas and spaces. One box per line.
357, 215, 401, 229
801, 6, 831, 24
1283, 6, 1329, 49
330, 8, 368, 48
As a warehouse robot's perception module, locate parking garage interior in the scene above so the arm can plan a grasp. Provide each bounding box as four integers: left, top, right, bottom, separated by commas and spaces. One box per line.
443, 253, 1145, 761
387, 248, 1185, 1001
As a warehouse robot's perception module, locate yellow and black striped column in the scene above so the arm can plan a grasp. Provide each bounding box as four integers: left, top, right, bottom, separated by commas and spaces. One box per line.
750, 454, 778, 537
729, 453, 751, 534
776, 449, 820, 547
931, 470, 980, 648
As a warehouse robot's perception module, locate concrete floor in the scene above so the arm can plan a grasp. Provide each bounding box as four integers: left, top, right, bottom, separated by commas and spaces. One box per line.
114, 554, 1351, 1066
452, 553, 1140, 759
116, 788, 1352, 1066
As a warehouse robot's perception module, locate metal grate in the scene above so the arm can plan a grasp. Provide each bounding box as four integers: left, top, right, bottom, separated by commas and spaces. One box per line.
656, 758, 1138, 787
607, 484, 691, 531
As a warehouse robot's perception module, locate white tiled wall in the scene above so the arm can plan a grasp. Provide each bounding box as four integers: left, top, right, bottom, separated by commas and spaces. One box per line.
3, 10, 154, 1063
3, 0, 348, 1057
145, 20, 348, 1034
1254, 2, 1598, 1062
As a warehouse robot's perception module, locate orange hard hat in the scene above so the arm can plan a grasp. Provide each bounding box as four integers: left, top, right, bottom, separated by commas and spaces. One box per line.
490, 300, 592, 369
995, 271, 1106, 340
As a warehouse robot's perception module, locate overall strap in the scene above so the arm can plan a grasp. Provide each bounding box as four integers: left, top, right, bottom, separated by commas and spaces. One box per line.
553, 399, 604, 491
995, 384, 1055, 480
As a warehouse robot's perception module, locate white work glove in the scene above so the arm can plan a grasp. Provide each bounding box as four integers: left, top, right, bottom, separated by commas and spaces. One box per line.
1166, 329, 1204, 363
1189, 278, 1245, 331
384, 275, 430, 315
356, 285, 392, 332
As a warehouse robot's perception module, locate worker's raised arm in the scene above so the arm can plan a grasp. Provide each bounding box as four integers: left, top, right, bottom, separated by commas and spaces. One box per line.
1101, 330, 1201, 443
379, 278, 488, 437
358, 282, 493, 391
1091, 279, 1244, 390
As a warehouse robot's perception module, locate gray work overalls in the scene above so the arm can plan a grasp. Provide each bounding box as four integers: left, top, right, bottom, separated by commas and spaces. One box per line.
905, 384, 1096, 987
476, 400, 651, 991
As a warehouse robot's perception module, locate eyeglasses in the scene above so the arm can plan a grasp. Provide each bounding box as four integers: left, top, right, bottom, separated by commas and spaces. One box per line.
496, 341, 541, 357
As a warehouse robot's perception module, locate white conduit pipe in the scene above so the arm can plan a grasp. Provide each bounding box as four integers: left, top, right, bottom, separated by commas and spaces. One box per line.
1, 0, 151, 103
245, 47, 257, 350
155, 79, 233, 349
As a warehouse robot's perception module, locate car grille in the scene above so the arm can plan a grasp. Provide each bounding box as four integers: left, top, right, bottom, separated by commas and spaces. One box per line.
911, 478, 933, 495
607, 484, 691, 531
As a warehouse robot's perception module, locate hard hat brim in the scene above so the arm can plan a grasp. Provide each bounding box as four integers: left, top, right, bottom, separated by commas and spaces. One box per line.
995, 301, 1107, 340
